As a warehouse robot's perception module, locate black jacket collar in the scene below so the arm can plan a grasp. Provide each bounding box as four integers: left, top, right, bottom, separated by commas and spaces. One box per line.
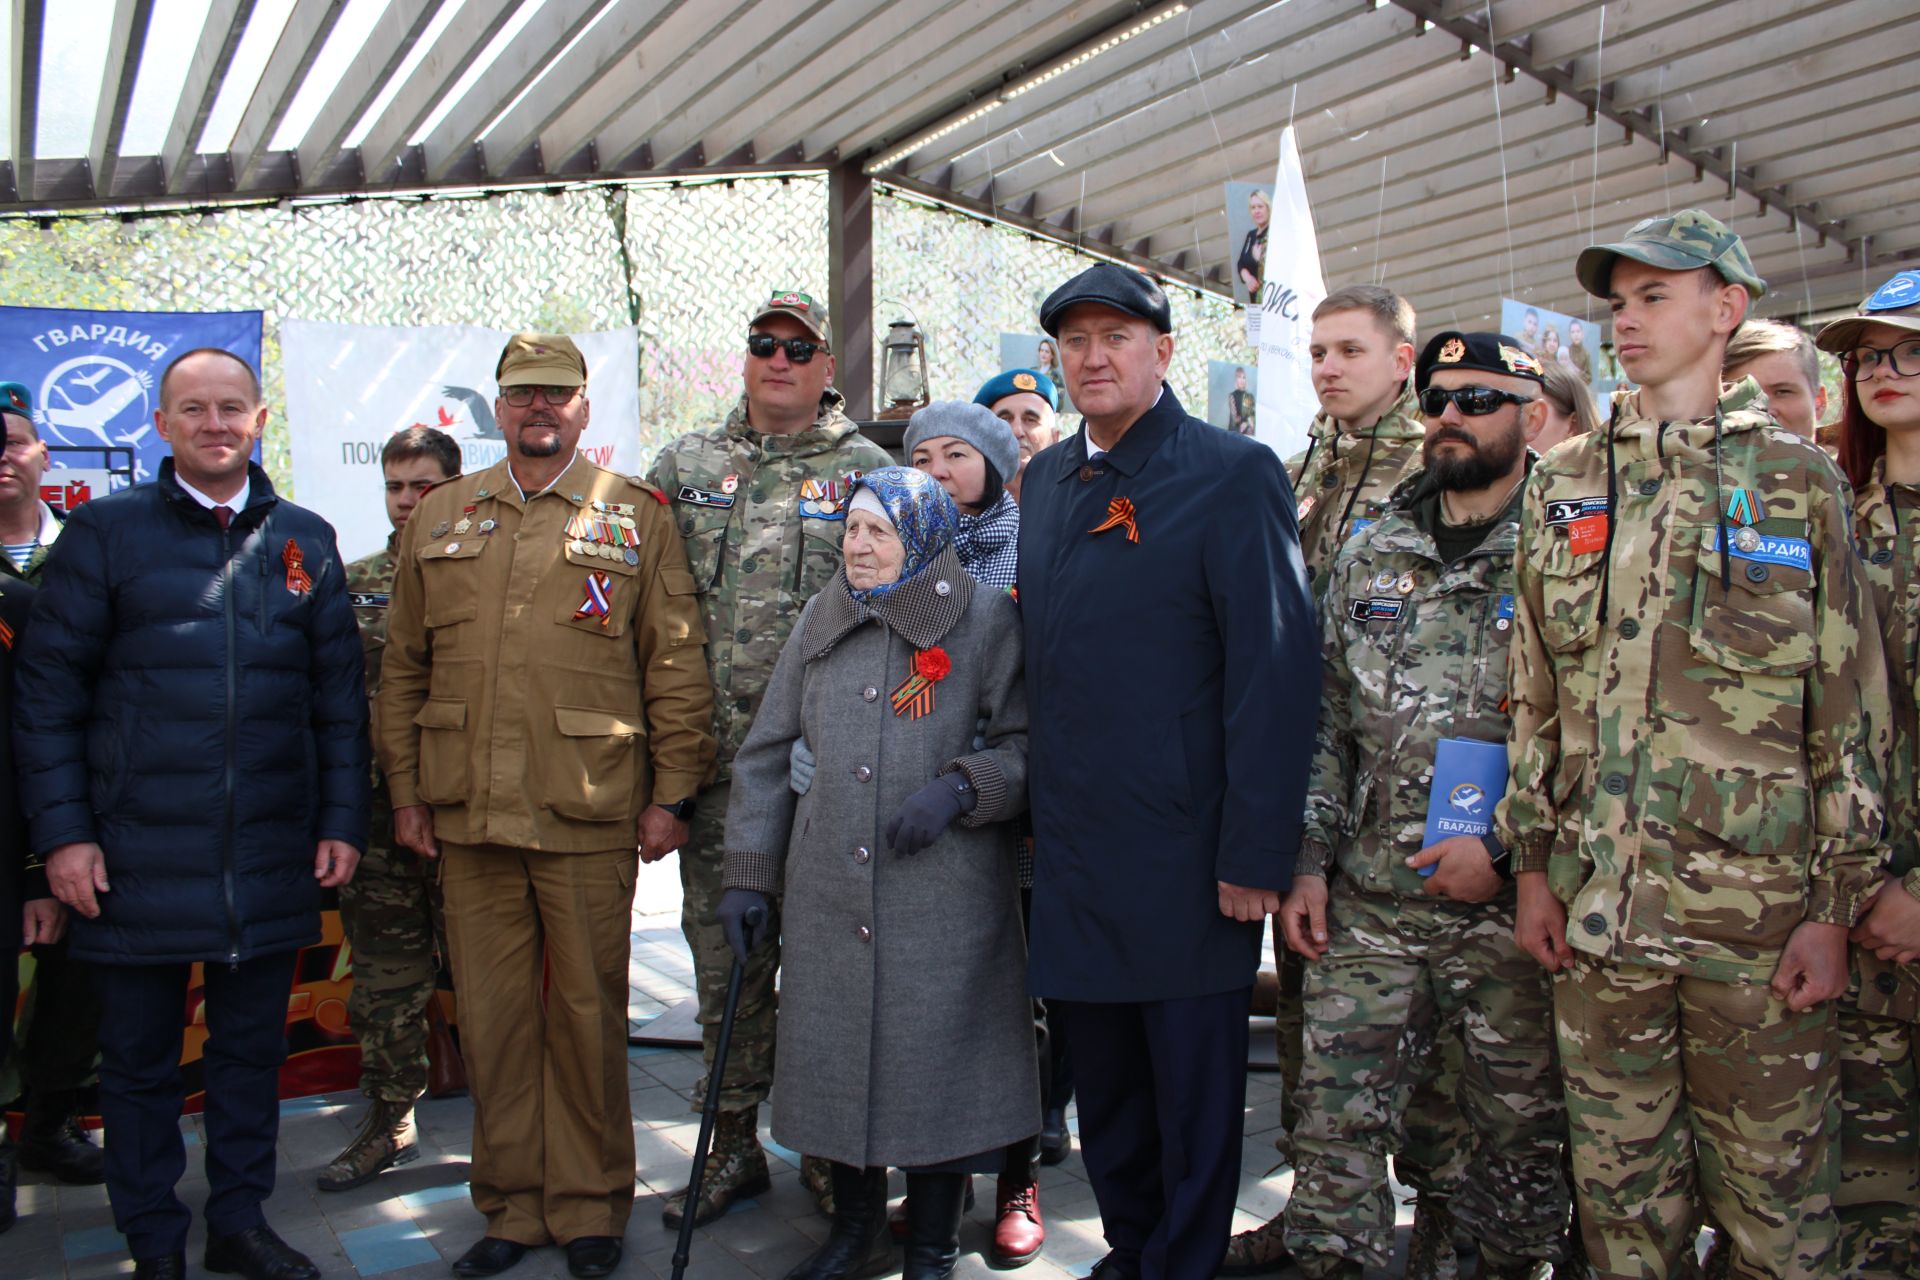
157, 459, 280, 529
1051, 384, 1185, 483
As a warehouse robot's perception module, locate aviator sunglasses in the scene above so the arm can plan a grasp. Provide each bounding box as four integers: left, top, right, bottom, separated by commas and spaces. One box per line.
1418, 385, 1536, 417
747, 333, 825, 364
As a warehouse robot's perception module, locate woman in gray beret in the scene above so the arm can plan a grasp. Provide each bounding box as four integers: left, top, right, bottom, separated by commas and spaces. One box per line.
905, 400, 1021, 591
715, 466, 1037, 1280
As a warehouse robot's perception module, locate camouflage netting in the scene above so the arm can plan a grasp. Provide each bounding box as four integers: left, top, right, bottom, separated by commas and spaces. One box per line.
0, 177, 1247, 495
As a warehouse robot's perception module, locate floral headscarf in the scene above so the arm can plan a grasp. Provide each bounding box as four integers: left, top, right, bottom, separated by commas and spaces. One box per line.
845, 465, 958, 601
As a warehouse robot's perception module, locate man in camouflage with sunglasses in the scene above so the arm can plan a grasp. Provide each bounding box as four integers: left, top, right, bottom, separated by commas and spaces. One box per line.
647, 290, 891, 1227
1502, 210, 1888, 1279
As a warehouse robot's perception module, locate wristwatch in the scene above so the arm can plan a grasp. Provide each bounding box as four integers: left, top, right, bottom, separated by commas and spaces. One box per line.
661, 797, 697, 820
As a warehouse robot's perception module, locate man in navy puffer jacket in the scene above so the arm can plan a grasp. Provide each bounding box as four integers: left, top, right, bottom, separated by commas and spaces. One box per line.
13, 348, 369, 1280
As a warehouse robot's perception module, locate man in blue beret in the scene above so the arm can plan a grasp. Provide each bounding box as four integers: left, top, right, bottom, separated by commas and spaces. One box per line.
1018, 260, 1318, 1279
976, 368, 1061, 503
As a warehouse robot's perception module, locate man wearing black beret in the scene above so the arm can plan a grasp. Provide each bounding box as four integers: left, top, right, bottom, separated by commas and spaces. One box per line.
1017, 261, 1319, 1279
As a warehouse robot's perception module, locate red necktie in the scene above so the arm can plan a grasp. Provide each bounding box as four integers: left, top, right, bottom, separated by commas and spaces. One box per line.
214, 505, 233, 530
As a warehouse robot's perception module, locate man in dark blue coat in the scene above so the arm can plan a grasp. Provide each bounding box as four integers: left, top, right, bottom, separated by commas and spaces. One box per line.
13, 348, 369, 1280
1020, 263, 1318, 1280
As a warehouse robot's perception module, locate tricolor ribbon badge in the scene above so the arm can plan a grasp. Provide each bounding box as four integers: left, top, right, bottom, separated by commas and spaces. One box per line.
1089, 496, 1140, 543
574, 571, 614, 627
282, 539, 314, 595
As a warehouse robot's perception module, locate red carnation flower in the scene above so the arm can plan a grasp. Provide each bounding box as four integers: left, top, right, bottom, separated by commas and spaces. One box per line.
914, 647, 952, 682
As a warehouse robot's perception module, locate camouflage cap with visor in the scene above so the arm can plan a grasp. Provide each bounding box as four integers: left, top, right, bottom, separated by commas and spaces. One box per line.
1813, 269, 1920, 355
1576, 208, 1767, 300
751, 289, 831, 348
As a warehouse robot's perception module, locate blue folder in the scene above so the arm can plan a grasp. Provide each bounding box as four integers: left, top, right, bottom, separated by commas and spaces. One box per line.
1419, 737, 1511, 876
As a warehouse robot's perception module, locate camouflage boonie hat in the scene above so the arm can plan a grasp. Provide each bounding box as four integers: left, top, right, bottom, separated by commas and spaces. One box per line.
1814, 270, 1920, 355
1576, 208, 1767, 300
751, 289, 831, 348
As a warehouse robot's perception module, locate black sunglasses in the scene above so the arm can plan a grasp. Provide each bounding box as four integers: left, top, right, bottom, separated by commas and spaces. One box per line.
747, 333, 824, 363
1419, 385, 1536, 417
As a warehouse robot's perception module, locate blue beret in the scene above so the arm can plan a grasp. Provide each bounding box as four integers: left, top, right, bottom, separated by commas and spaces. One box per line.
1039, 262, 1172, 337
974, 368, 1059, 412
0, 380, 31, 420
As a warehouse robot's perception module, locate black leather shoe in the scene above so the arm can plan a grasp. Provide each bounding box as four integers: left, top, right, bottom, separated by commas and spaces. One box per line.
1039, 1108, 1071, 1166
452, 1237, 530, 1278
564, 1237, 621, 1278
133, 1255, 187, 1280
204, 1226, 319, 1280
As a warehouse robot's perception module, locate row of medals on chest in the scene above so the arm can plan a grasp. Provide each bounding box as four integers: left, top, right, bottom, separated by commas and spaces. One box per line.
428, 499, 642, 567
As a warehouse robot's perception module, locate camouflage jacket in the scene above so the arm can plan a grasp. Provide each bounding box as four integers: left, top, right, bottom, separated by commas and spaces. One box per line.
1852, 461, 1920, 1019
1301, 469, 1521, 899
647, 391, 892, 780
346, 537, 399, 853
1498, 380, 1888, 983
1284, 383, 1427, 595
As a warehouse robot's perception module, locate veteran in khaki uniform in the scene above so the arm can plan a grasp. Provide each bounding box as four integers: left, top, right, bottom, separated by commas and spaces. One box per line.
646, 289, 891, 1226
1503, 211, 1888, 1280
319, 426, 464, 1194
1277, 333, 1566, 1280
379, 334, 715, 1280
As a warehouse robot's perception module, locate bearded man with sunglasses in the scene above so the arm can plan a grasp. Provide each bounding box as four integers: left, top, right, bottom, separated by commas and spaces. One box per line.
646, 291, 891, 1228
379, 333, 715, 1279
1270, 332, 1567, 1280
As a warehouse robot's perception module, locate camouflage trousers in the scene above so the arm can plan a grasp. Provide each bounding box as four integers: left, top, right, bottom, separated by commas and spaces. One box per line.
1556, 959, 1839, 1279
341, 832, 447, 1104
680, 778, 780, 1113
1283, 888, 1566, 1274
1837, 995, 1918, 1279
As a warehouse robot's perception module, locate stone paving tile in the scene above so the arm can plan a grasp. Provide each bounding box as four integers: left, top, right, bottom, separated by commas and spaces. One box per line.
15, 901, 1377, 1279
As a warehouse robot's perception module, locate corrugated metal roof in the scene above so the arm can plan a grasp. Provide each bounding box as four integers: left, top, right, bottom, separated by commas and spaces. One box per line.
6, 0, 1914, 324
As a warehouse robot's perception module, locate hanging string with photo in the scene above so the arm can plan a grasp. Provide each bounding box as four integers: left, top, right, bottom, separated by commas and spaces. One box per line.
1484, 0, 1519, 301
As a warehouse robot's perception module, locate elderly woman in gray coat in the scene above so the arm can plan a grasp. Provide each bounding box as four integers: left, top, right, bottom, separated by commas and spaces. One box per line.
716, 466, 1038, 1280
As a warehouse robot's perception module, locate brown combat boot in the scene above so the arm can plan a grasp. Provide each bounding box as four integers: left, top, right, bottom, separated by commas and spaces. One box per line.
661, 1106, 772, 1228
1405, 1196, 1461, 1280
1216, 1216, 1293, 1276
316, 1098, 419, 1192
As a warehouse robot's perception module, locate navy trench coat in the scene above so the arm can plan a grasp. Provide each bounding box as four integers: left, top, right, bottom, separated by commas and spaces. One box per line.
1019, 386, 1319, 1002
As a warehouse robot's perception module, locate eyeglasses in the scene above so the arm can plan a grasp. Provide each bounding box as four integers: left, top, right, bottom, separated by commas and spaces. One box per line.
501, 385, 581, 407
1848, 339, 1920, 380
747, 333, 824, 363
1418, 385, 1536, 417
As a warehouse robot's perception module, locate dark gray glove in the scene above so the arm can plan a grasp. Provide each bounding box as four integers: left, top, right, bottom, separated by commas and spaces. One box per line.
716, 889, 771, 964
885, 772, 978, 856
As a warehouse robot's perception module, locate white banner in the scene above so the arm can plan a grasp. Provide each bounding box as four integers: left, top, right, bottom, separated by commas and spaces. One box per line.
283, 322, 644, 563
1252, 127, 1328, 461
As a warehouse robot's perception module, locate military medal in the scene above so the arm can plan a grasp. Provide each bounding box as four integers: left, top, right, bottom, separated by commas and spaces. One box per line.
454, 519, 471, 535
479, 518, 496, 533
1374, 571, 1397, 591
722, 474, 739, 495
1733, 526, 1762, 553
1725, 488, 1766, 526
574, 571, 614, 627
430, 521, 449, 539
624, 548, 640, 565
1396, 572, 1416, 595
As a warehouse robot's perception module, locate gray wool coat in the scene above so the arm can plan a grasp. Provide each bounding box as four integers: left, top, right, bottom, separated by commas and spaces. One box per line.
722, 546, 1038, 1169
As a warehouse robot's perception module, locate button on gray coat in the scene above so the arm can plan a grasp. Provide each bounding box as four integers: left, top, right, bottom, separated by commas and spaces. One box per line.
722, 547, 1038, 1169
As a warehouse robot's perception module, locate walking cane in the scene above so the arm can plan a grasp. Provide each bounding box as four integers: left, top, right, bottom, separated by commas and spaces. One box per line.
670, 903, 767, 1280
